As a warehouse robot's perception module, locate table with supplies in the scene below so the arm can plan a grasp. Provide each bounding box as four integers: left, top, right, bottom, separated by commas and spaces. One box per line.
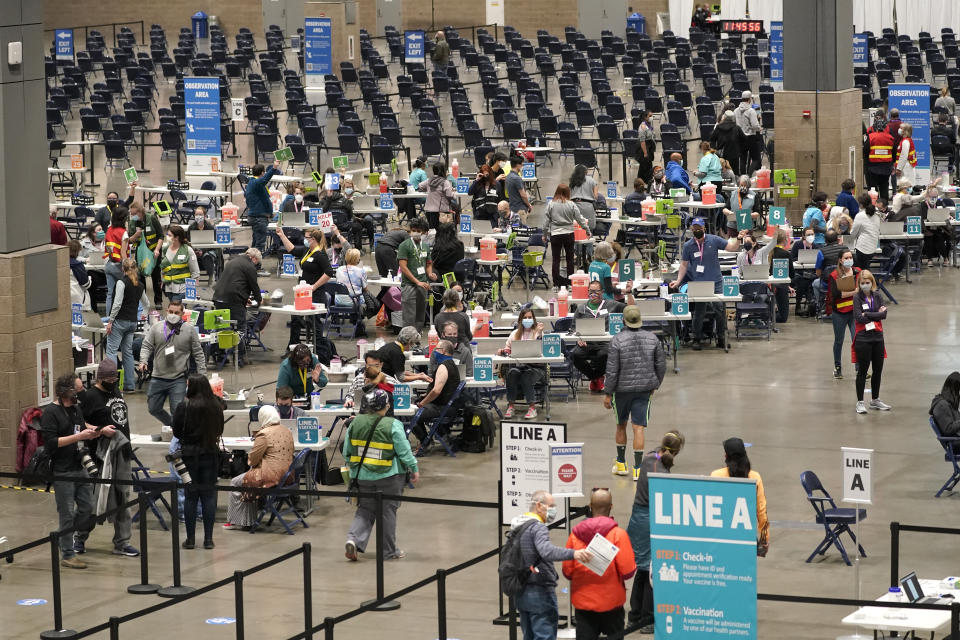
840, 576, 960, 637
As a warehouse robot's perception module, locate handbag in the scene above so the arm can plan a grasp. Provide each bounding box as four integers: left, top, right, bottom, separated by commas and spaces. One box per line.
342, 267, 380, 318
218, 440, 249, 479
757, 528, 769, 557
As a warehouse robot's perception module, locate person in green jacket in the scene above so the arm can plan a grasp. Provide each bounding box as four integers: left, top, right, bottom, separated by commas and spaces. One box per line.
344, 388, 419, 561
276, 344, 328, 398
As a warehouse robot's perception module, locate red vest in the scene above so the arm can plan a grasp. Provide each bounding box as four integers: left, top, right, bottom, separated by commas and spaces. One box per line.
896, 137, 917, 167
104, 226, 125, 262
867, 131, 894, 164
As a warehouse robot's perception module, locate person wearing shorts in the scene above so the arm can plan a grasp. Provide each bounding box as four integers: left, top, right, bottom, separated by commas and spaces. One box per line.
603, 305, 666, 481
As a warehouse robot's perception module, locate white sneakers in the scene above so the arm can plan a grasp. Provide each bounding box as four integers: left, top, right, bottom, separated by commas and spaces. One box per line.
857, 399, 892, 413
856, 401, 867, 414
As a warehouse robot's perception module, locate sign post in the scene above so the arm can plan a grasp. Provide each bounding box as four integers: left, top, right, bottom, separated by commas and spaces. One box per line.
500, 422, 567, 524
304, 18, 332, 88
183, 77, 221, 172
649, 474, 758, 639
840, 447, 873, 640
888, 84, 932, 184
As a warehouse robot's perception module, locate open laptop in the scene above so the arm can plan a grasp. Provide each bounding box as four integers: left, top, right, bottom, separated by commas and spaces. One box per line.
900, 572, 949, 604
686, 281, 715, 297
740, 264, 770, 280
928, 207, 952, 223
880, 221, 904, 235
798, 249, 821, 264
191, 229, 216, 244
575, 317, 607, 335
508, 340, 543, 358
85, 253, 105, 268
475, 338, 502, 355
637, 299, 667, 319
81, 312, 105, 329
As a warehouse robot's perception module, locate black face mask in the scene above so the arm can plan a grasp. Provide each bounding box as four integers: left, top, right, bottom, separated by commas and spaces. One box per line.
107, 199, 118, 207
692, 229, 705, 239
743, 242, 753, 251
277, 404, 293, 419
101, 380, 117, 393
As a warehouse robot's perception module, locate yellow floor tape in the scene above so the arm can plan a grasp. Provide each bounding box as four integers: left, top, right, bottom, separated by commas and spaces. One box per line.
0, 484, 53, 493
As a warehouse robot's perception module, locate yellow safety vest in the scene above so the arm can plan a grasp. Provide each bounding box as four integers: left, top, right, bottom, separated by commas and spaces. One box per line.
161, 244, 192, 283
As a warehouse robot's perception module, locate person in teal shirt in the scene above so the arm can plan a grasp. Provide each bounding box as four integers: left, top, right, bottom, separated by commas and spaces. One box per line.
589, 241, 617, 300
343, 388, 419, 561
276, 344, 328, 397
696, 141, 724, 186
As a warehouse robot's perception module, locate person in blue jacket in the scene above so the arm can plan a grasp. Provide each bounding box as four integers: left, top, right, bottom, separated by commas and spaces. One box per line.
664, 153, 691, 193
835, 179, 860, 216
244, 159, 281, 253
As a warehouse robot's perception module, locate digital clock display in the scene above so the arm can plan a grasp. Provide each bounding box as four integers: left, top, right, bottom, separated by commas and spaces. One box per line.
721, 20, 764, 33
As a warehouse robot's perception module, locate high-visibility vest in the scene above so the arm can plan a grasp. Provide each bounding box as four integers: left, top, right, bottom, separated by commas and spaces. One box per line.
867, 131, 894, 163
160, 244, 192, 283
104, 226, 125, 262
347, 415, 396, 474
896, 138, 917, 167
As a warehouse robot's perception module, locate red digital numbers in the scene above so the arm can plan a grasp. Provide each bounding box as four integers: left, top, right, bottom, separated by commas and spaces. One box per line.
722, 20, 763, 33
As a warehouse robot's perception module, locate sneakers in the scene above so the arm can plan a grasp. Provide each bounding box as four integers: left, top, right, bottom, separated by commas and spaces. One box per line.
203, 540, 215, 549
833, 366, 842, 380
222, 522, 247, 531
61, 556, 87, 569
633, 468, 641, 481
73, 539, 86, 555
504, 404, 515, 418
589, 378, 604, 393
856, 401, 867, 414
345, 540, 358, 562
112, 544, 140, 557
612, 460, 629, 476
639, 623, 655, 635
386, 550, 406, 560
870, 399, 892, 411
691, 340, 703, 351
182, 539, 195, 550
524, 405, 538, 419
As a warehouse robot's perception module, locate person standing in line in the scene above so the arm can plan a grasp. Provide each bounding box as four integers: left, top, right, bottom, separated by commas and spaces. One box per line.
344, 388, 419, 561
511, 490, 593, 640
155, 225, 199, 303
105, 258, 150, 393
603, 306, 666, 480
626, 431, 685, 634
562, 489, 637, 640
506, 157, 533, 223
103, 207, 130, 315
850, 203, 882, 269
397, 217, 432, 331
734, 91, 763, 173
244, 160, 282, 253
544, 183, 590, 287
894, 122, 918, 185
852, 270, 891, 414
827, 249, 860, 379
710, 437, 769, 556
171, 374, 224, 549
430, 30, 450, 73
42, 373, 100, 569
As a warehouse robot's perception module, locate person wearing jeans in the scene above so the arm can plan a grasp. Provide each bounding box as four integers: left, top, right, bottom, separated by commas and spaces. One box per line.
243, 159, 281, 253
543, 183, 590, 287
105, 259, 150, 392
852, 271, 891, 414
827, 251, 860, 380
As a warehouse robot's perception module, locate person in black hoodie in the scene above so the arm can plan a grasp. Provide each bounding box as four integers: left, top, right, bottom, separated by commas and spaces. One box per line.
710, 111, 748, 176
931, 372, 960, 451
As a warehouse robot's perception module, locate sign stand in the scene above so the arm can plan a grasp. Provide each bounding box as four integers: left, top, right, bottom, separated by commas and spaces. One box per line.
837, 446, 873, 640
557, 495, 576, 637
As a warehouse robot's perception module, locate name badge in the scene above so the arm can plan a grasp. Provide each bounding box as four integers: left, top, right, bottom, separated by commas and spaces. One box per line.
862, 304, 869, 309
165, 345, 175, 356
696, 264, 705, 273
865, 322, 876, 331
417, 266, 426, 275
599, 309, 608, 315
306, 257, 314, 263
694, 251, 702, 258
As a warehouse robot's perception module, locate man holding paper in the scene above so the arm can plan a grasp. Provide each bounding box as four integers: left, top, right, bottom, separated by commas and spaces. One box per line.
562, 489, 636, 640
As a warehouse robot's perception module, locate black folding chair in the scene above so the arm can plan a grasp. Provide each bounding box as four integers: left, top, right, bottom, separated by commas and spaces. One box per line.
930, 417, 960, 497
800, 470, 867, 566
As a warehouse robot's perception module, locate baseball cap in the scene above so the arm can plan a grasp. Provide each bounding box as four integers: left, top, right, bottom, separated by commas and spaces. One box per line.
96, 358, 118, 381
623, 305, 643, 329
361, 387, 390, 413
741, 90, 753, 100
691, 217, 706, 227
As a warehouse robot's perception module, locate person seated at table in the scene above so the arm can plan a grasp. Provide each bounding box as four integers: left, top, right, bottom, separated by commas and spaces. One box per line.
187, 206, 218, 284
828, 208, 855, 235
429, 321, 473, 377
723, 175, 757, 238
428, 223, 464, 287
622, 178, 648, 217
647, 166, 669, 198
319, 172, 355, 241
735, 229, 775, 271
492, 200, 519, 232
342, 176, 377, 250
498, 308, 545, 420
280, 181, 308, 220
572, 280, 629, 393
335, 246, 369, 298
434, 289, 472, 347
344, 350, 398, 409
223, 404, 295, 532
412, 340, 462, 444
589, 242, 630, 301
80, 223, 105, 261
930, 372, 960, 450
379, 326, 433, 384
664, 153, 692, 194
888, 177, 929, 222
790, 227, 823, 315
274, 386, 306, 419
276, 344, 328, 399
327, 225, 353, 267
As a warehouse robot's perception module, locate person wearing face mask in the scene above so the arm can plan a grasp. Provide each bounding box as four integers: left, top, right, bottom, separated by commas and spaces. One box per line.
670, 217, 741, 350
647, 165, 669, 197
801, 192, 829, 246
734, 229, 775, 272
510, 490, 593, 640
545, 183, 591, 286
894, 121, 918, 184
397, 217, 432, 331
588, 242, 622, 301
434, 289, 472, 348
319, 169, 356, 240
103, 207, 130, 316
280, 182, 307, 217
105, 258, 150, 393
81, 224, 106, 261
789, 227, 824, 316
276, 227, 334, 347
850, 202, 882, 269
431, 321, 473, 376
723, 175, 756, 238
128, 201, 165, 306
626, 430, 685, 633
828, 209, 855, 236
244, 160, 282, 253
212, 248, 263, 364
69, 240, 92, 311
888, 177, 930, 222
273, 386, 306, 419
156, 224, 200, 303
573, 280, 630, 393
835, 179, 860, 216
42, 373, 101, 569
427, 222, 465, 291
499, 309, 545, 419
852, 270, 890, 413
187, 206, 218, 284
411, 339, 462, 444
276, 344, 328, 398
137, 299, 207, 426
343, 351, 398, 408
819, 229, 846, 272
826, 249, 860, 379
94, 183, 137, 232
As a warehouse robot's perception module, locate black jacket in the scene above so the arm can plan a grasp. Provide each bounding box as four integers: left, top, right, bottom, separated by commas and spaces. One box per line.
710, 120, 747, 162
931, 394, 960, 436
213, 255, 262, 307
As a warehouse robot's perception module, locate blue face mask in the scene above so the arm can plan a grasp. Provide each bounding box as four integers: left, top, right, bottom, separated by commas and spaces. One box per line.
521, 318, 534, 329
433, 352, 452, 363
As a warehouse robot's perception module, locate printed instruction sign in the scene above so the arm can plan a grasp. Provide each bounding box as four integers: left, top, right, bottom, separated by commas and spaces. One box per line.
549, 442, 584, 498
841, 447, 873, 504
500, 421, 567, 524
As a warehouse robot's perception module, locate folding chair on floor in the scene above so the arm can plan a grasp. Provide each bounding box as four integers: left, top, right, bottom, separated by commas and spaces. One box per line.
800, 470, 867, 566
250, 449, 311, 535
930, 417, 960, 497
410, 381, 465, 457
130, 453, 174, 531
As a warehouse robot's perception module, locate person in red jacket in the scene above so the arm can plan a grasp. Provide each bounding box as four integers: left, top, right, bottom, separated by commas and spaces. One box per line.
49, 206, 68, 245
562, 488, 637, 640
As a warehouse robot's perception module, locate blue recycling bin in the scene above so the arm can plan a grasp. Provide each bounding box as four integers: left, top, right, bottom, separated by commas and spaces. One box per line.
192, 11, 209, 39
627, 13, 646, 36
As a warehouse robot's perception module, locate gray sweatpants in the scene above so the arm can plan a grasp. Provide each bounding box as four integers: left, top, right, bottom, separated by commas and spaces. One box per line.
401, 282, 427, 330
346, 473, 406, 557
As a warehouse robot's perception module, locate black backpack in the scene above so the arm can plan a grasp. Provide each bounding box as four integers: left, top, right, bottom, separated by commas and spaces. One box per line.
499, 520, 537, 596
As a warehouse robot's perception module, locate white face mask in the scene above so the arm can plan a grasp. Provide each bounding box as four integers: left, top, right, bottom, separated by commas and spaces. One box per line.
842, 259, 854, 268
860, 283, 872, 293
294, 194, 304, 203
805, 235, 815, 244
304, 237, 311, 246
411, 233, 422, 242
545, 506, 558, 522
195, 216, 204, 224
166, 313, 181, 325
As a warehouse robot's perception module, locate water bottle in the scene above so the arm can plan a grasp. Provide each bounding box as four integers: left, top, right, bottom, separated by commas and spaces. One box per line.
387, 269, 393, 282
884, 587, 904, 619
537, 138, 543, 149
310, 391, 323, 410
470, 341, 478, 355
660, 283, 669, 300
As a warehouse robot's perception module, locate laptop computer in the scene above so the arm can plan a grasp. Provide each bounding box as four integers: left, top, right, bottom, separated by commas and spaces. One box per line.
81, 312, 105, 329
686, 281, 715, 297
278, 418, 297, 432
880, 221, 904, 235
508, 340, 543, 358
740, 264, 769, 281
900, 572, 948, 604
475, 338, 502, 355
191, 229, 216, 244
798, 249, 821, 264
575, 317, 607, 335
928, 207, 951, 223
86, 253, 105, 268
637, 299, 667, 318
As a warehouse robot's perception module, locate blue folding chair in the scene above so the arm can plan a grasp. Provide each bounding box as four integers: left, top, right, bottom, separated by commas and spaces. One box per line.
930, 417, 960, 497
250, 449, 311, 535
800, 470, 867, 566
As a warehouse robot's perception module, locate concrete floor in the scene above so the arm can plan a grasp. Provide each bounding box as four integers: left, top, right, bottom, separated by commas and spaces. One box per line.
18, 30, 960, 640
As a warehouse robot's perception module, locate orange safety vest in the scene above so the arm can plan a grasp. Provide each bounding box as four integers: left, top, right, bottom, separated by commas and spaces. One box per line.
896, 137, 917, 167
867, 131, 894, 163
104, 226, 125, 262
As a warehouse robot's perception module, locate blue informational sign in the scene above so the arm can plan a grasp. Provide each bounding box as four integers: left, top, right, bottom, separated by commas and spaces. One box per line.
473, 356, 493, 381
542, 333, 561, 357
769, 22, 783, 88
184, 278, 197, 301
456, 177, 471, 194
215, 224, 231, 244
771, 258, 789, 279
380, 192, 394, 210
606, 181, 618, 199
954, 205, 960, 222
373, 232, 383, 248
297, 417, 320, 444
55, 29, 74, 61
393, 384, 411, 410
460, 213, 472, 233
282, 253, 296, 276
308, 208, 322, 225
906, 215, 922, 235
324, 173, 340, 191
649, 474, 757, 640
671, 293, 688, 315
71, 303, 83, 326
608, 313, 623, 335
853, 33, 868, 67
888, 83, 931, 173
183, 77, 221, 157
404, 30, 425, 64
304, 18, 332, 85
722, 275, 740, 297
521, 163, 536, 180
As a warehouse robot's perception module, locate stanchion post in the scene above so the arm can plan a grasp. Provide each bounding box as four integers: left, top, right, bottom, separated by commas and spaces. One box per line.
436, 569, 447, 640
158, 486, 195, 597
176, 146, 182, 181
234, 571, 245, 640
303, 543, 313, 640
109, 616, 120, 640
607, 141, 614, 180
444, 135, 450, 162
324, 616, 335, 640
140, 129, 149, 172
952, 601, 959, 639
360, 491, 400, 611
128, 491, 160, 594
890, 521, 900, 588
508, 595, 518, 640
40, 531, 77, 639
